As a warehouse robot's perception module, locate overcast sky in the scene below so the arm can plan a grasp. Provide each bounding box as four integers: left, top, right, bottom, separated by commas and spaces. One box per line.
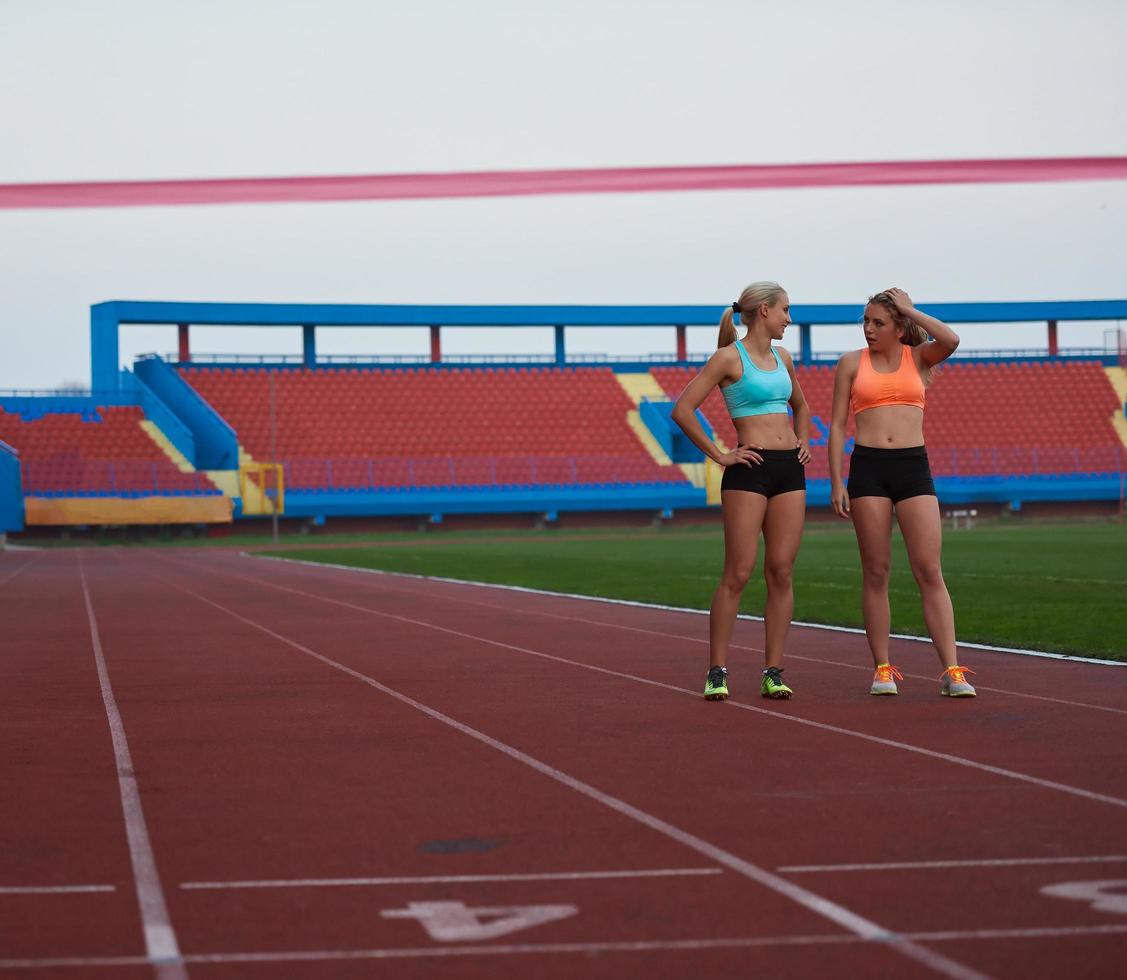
2, 0, 1126, 389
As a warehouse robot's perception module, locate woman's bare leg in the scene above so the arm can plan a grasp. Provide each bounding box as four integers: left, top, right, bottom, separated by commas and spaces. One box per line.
761, 489, 806, 669
850, 496, 895, 667
895, 494, 958, 669
709, 489, 768, 667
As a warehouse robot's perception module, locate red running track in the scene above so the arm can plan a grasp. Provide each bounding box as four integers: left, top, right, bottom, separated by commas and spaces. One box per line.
1, 546, 1125, 979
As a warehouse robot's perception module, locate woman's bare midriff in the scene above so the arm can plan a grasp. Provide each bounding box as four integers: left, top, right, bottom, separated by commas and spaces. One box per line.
733, 413, 799, 449
854, 405, 925, 448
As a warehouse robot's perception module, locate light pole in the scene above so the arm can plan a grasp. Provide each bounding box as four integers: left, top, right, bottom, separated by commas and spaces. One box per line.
269, 369, 279, 544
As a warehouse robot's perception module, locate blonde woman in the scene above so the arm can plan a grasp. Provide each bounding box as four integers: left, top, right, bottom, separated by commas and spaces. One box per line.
828, 287, 976, 697
673, 282, 811, 701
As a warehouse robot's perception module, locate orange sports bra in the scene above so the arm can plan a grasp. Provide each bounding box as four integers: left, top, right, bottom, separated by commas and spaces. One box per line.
850, 344, 925, 415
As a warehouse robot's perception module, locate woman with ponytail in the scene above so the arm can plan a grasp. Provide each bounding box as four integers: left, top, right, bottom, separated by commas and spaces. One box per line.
672, 282, 811, 701
827, 287, 976, 698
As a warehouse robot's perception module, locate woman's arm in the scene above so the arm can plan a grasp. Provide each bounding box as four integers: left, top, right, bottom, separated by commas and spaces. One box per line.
671, 350, 763, 467
887, 286, 960, 368
777, 347, 811, 464
828, 351, 858, 518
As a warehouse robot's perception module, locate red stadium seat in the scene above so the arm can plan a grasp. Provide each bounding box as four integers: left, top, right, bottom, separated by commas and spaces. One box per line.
0, 405, 217, 496
177, 364, 689, 490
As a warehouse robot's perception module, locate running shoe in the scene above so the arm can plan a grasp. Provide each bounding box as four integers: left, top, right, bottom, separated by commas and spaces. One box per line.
869, 663, 904, 696
939, 665, 977, 698
761, 666, 793, 699
704, 665, 729, 701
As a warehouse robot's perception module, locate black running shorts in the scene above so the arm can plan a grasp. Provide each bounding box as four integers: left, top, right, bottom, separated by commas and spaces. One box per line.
847, 445, 936, 502
721, 448, 806, 497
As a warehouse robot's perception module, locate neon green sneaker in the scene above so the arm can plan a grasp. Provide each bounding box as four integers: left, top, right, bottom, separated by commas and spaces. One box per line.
761, 666, 793, 699
704, 665, 729, 701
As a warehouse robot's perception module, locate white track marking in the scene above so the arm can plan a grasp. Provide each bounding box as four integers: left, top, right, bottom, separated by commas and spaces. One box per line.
149, 572, 987, 980
77, 553, 187, 980
3, 924, 1127, 970
166, 555, 1127, 811
909, 924, 1127, 941
780, 855, 1127, 873
1041, 879, 1127, 915
250, 553, 1126, 667
382, 900, 578, 941
182, 867, 722, 890
0, 885, 115, 895
0, 552, 42, 588
256, 557, 1127, 715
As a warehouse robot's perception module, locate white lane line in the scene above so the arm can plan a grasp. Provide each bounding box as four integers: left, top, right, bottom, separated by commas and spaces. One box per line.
0, 885, 115, 895
77, 553, 187, 980
167, 555, 1127, 812
780, 855, 1127, 873
249, 553, 1127, 667
151, 573, 987, 980
247, 554, 1127, 714
182, 867, 723, 890
2, 924, 1126, 970
909, 924, 1127, 941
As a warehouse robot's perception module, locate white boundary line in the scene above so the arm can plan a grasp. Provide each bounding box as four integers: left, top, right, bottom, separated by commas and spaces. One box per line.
77, 553, 187, 980
151, 569, 986, 980
0, 885, 115, 895
3, 924, 1127, 970
244, 554, 1127, 715
182, 867, 722, 890
183, 554, 1127, 811
779, 855, 1127, 873
248, 553, 1127, 667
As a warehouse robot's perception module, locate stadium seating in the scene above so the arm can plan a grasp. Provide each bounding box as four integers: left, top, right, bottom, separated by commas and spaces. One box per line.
0, 406, 219, 496
652, 359, 1122, 478
179, 365, 692, 490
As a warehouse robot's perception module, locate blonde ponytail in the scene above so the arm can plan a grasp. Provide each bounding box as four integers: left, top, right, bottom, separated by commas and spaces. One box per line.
717, 281, 786, 349
717, 308, 738, 349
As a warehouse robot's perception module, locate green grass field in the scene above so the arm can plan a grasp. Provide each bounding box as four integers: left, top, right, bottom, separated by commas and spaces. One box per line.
263, 520, 1127, 662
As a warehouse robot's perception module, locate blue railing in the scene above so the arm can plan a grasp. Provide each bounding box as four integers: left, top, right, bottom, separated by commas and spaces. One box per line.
0, 389, 141, 419
20, 458, 221, 497
280, 454, 693, 492
165, 347, 1116, 369
91, 298, 1127, 388
173, 352, 692, 366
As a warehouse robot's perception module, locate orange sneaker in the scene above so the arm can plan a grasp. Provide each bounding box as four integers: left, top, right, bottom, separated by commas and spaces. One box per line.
939, 665, 977, 698
869, 663, 904, 696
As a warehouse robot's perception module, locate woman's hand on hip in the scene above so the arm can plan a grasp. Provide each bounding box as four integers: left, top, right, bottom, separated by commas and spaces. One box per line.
719, 446, 762, 467
796, 440, 811, 465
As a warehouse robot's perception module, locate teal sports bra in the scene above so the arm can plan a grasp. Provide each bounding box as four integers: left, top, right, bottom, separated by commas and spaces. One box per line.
720, 342, 792, 419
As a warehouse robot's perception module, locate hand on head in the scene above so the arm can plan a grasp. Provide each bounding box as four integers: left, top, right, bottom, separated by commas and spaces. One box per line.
883, 287, 915, 314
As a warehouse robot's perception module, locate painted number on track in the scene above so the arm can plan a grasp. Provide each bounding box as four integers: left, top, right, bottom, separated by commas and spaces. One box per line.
1041, 879, 1127, 915
381, 900, 578, 941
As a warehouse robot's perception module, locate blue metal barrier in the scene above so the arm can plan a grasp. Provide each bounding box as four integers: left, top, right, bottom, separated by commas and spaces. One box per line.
0, 440, 24, 533
133, 355, 238, 470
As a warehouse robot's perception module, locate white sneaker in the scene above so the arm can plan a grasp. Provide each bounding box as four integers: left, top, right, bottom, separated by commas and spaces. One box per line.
940, 666, 977, 698
869, 663, 903, 696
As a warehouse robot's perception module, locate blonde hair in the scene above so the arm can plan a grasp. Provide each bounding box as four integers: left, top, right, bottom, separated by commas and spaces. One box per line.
717, 281, 786, 348
867, 291, 928, 346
